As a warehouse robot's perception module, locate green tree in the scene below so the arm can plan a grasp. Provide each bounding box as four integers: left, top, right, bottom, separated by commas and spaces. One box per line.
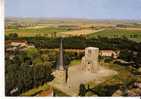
79, 84, 86, 96
8, 33, 18, 39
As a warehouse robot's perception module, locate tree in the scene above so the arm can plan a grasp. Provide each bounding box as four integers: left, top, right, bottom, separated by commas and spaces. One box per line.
119, 50, 132, 61
5, 47, 54, 96
8, 33, 18, 39
79, 84, 86, 96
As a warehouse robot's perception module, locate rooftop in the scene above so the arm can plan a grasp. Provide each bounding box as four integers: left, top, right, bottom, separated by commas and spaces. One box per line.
86, 47, 99, 50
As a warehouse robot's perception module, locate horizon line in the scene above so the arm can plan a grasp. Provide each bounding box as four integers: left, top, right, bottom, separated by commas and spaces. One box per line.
5, 16, 141, 21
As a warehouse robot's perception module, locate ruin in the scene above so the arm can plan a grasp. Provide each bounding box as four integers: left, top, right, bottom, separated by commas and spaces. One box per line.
81, 47, 99, 73
49, 43, 117, 96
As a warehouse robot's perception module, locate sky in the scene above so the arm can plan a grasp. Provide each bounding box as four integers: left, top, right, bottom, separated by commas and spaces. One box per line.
5, 0, 141, 20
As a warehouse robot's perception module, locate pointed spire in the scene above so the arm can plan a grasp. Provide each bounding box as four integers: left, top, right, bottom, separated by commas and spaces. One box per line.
58, 38, 64, 70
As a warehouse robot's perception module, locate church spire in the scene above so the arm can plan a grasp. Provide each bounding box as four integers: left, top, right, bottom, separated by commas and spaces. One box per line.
58, 38, 64, 70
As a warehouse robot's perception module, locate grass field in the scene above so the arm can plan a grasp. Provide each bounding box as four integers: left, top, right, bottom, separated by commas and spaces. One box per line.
5, 27, 69, 37
88, 28, 141, 42
69, 59, 81, 66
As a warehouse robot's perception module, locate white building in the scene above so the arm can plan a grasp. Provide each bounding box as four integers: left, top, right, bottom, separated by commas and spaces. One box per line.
99, 50, 120, 59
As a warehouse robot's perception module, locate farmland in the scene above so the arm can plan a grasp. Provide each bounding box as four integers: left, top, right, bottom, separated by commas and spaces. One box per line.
5, 27, 69, 37
88, 28, 141, 42
5, 22, 141, 42
5, 28, 101, 37
5, 18, 141, 42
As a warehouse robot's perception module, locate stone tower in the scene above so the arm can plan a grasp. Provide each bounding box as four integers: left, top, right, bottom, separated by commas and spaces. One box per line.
81, 47, 99, 73
53, 38, 67, 84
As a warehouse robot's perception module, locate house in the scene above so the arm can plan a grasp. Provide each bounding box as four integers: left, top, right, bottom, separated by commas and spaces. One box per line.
5, 40, 32, 52
99, 50, 120, 59
11, 40, 28, 47
6, 40, 28, 47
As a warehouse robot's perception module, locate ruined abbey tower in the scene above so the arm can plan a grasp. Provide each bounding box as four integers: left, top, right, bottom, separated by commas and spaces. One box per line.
81, 47, 99, 73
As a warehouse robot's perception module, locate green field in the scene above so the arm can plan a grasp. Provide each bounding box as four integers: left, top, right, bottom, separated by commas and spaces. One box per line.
69, 59, 81, 66
88, 29, 141, 42
6, 27, 69, 37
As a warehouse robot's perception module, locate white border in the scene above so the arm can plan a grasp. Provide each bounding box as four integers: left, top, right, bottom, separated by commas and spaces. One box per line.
3, 97, 141, 99
1, 0, 141, 99
0, 0, 5, 97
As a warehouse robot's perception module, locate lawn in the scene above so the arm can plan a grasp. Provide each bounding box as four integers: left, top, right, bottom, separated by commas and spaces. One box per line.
88, 28, 141, 42
69, 59, 81, 66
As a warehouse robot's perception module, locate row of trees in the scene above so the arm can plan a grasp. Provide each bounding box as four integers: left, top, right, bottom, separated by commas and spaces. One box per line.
6, 33, 140, 50
21, 37, 140, 51
5, 47, 54, 96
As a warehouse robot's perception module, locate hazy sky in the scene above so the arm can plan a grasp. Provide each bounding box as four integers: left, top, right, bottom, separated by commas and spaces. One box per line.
5, 0, 141, 19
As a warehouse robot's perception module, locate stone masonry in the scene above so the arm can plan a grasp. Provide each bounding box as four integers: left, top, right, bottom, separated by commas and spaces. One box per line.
81, 47, 99, 73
